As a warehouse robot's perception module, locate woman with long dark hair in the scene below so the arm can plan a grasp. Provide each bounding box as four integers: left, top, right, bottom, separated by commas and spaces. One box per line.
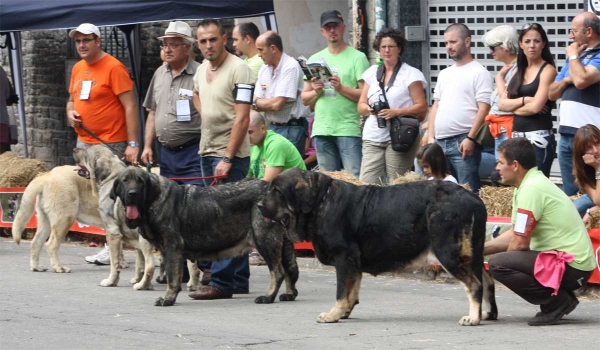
572, 124, 600, 220
499, 23, 557, 177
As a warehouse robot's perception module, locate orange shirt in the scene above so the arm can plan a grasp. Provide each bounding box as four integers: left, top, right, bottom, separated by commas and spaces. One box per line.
69, 54, 133, 143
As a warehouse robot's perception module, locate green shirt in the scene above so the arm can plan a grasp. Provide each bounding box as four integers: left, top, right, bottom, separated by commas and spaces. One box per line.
308, 46, 369, 138
245, 54, 264, 77
512, 167, 596, 271
248, 130, 307, 179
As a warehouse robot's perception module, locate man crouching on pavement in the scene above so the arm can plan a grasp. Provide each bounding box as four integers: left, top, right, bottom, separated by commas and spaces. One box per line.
485, 137, 595, 326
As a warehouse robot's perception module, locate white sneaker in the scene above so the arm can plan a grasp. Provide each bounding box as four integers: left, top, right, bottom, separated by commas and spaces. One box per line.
85, 244, 111, 265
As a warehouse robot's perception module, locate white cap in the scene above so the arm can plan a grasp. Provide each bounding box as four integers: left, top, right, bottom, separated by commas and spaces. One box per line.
157, 21, 195, 44
69, 23, 101, 38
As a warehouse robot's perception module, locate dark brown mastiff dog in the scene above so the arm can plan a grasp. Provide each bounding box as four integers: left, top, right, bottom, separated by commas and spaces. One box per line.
257, 168, 498, 325
110, 167, 299, 306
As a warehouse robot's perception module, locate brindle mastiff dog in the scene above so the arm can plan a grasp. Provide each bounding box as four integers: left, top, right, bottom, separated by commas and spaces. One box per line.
73, 145, 200, 291
110, 167, 299, 307
257, 168, 498, 326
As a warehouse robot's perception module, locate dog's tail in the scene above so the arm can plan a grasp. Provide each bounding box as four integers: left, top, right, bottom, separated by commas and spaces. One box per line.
11, 174, 46, 245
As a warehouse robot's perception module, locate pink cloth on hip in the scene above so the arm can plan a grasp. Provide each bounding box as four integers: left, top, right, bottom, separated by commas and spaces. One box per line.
534, 251, 575, 296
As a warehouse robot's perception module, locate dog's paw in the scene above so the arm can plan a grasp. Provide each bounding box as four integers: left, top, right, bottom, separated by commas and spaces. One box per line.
155, 275, 167, 284
317, 312, 340, 323
187, 282, 201, 292
31, 265, 48, 272
279, 293, 297, 302
133, 281, 153, 290
458, 316, 481, 326
100, 278, 118, 287
119, 261, 129, 269
254, 295, 275, 304
155, 297, 175, 306
129, 277, 139, 285
482, 311, 498, 321
53, 266, 71, 273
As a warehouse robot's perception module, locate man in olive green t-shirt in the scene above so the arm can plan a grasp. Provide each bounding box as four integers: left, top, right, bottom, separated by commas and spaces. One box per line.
485, 138, 595, 326
232, 22, 263, 77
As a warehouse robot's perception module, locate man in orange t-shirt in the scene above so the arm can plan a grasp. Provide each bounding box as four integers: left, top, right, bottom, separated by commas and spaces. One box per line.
67, 23, 139, 164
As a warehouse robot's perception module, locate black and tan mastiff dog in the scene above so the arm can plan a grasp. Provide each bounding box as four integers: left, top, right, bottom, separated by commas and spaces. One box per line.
110, 167, 299, 307
257, 168, 498, 326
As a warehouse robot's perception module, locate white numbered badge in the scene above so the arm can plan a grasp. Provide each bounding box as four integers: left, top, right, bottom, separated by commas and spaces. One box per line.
176, 99, 191, 122
80, 80, 92, 100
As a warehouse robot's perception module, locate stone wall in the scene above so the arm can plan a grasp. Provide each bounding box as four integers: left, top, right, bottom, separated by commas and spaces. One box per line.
2, 19, 238, 169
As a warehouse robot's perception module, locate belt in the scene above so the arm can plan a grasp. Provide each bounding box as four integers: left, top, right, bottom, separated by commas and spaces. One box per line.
163, 138, 200, 151
271, 118, 305, 127
512, 130, 552, 138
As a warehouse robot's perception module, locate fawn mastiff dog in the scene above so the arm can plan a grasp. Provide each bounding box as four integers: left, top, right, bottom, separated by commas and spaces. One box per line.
110, 167, 299, 307
257, 168, 498, 325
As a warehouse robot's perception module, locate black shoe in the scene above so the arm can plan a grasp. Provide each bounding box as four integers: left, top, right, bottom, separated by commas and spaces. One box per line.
528, 297, 579, 326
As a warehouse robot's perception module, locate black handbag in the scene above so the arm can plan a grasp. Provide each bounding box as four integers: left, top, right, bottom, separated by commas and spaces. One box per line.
390, 115, 420, 152
377, 64, 420, 153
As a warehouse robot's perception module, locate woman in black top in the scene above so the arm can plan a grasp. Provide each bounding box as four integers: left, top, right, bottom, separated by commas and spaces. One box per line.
499, 23, 557, 177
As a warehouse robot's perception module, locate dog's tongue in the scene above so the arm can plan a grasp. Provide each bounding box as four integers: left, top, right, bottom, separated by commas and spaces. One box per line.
126, 205, 139, 220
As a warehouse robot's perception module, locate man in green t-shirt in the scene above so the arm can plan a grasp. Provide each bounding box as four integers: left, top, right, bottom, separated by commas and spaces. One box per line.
246, 111, 306, 265
300, 10, 369, 178
485, 138, 595, 326
232, 22, 263, 76
248, 112, 306, 181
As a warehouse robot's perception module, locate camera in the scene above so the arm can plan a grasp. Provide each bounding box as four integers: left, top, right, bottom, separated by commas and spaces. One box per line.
370, 100, 389, 128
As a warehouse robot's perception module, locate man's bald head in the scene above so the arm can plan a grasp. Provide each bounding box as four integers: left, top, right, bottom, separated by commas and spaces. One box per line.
248, 111, 267, 146
250, 111, 265, 127
574, 12, 600, 36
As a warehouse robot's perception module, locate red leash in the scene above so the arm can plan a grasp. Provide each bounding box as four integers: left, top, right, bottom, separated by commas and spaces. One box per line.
145, 163, 227, 186
167, 174, 227, 187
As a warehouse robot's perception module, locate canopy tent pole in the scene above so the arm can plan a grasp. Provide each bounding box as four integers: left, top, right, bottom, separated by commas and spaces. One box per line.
8, 32, 28, 157
262, 13, 277, 32
118, 24, 145, 152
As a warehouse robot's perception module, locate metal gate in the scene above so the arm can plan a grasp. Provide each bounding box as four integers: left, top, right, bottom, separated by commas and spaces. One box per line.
426, 0, 584, 177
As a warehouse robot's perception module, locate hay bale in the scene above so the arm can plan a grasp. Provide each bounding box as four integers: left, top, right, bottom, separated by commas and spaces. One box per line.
0, 152, 48, 187
479, 186, 514, 217
317, 170, 368, 186
389, 171, 427, 185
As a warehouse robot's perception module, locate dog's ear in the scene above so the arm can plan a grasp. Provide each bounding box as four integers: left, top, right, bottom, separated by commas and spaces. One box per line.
295, 171, 330, 213
94, 158, 113, 183
142, 171, 162, 205
110, 175, 121, 201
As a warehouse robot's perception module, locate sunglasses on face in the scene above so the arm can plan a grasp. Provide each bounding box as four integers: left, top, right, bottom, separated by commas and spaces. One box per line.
521, 22, 543, 31
488, 43, 502, 51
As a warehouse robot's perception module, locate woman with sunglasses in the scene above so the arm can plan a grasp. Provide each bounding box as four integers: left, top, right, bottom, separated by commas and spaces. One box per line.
357, 28, 427, 184
482, 25, 519, 160
499, 23, 557, 177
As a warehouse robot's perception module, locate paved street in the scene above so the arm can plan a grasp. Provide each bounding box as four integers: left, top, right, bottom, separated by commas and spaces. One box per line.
0, 237, 598, 350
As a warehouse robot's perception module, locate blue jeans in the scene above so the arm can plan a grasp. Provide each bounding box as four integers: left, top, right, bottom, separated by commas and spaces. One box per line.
574, 194, 595, 218
314, 136, 362, 178
479, 148, 496, 178
437, 133, 482, 193
533, 135, 556, 178
558, 134, 578, 196
270, 123, 307, 156
200, 156, 250, 292
494, 131, 508, 160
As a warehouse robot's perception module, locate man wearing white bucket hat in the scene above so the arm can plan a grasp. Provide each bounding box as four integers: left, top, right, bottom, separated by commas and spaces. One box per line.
67, 23, 139, 165
142, 21, 202, 184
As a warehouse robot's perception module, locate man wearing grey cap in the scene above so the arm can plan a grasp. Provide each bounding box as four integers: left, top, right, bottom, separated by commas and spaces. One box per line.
66, 23, 139, 164
300, 10, 369, 178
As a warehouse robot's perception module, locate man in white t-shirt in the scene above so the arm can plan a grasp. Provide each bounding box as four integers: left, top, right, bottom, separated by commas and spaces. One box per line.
252, 31, 310, 155
427, 23, 493, 193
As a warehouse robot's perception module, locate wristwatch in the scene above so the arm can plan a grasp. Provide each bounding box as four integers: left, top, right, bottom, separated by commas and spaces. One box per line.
251, 99, 259, 111
128, 141, 139, 148
222, 156, 231, 164
568, 55, 578, 61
